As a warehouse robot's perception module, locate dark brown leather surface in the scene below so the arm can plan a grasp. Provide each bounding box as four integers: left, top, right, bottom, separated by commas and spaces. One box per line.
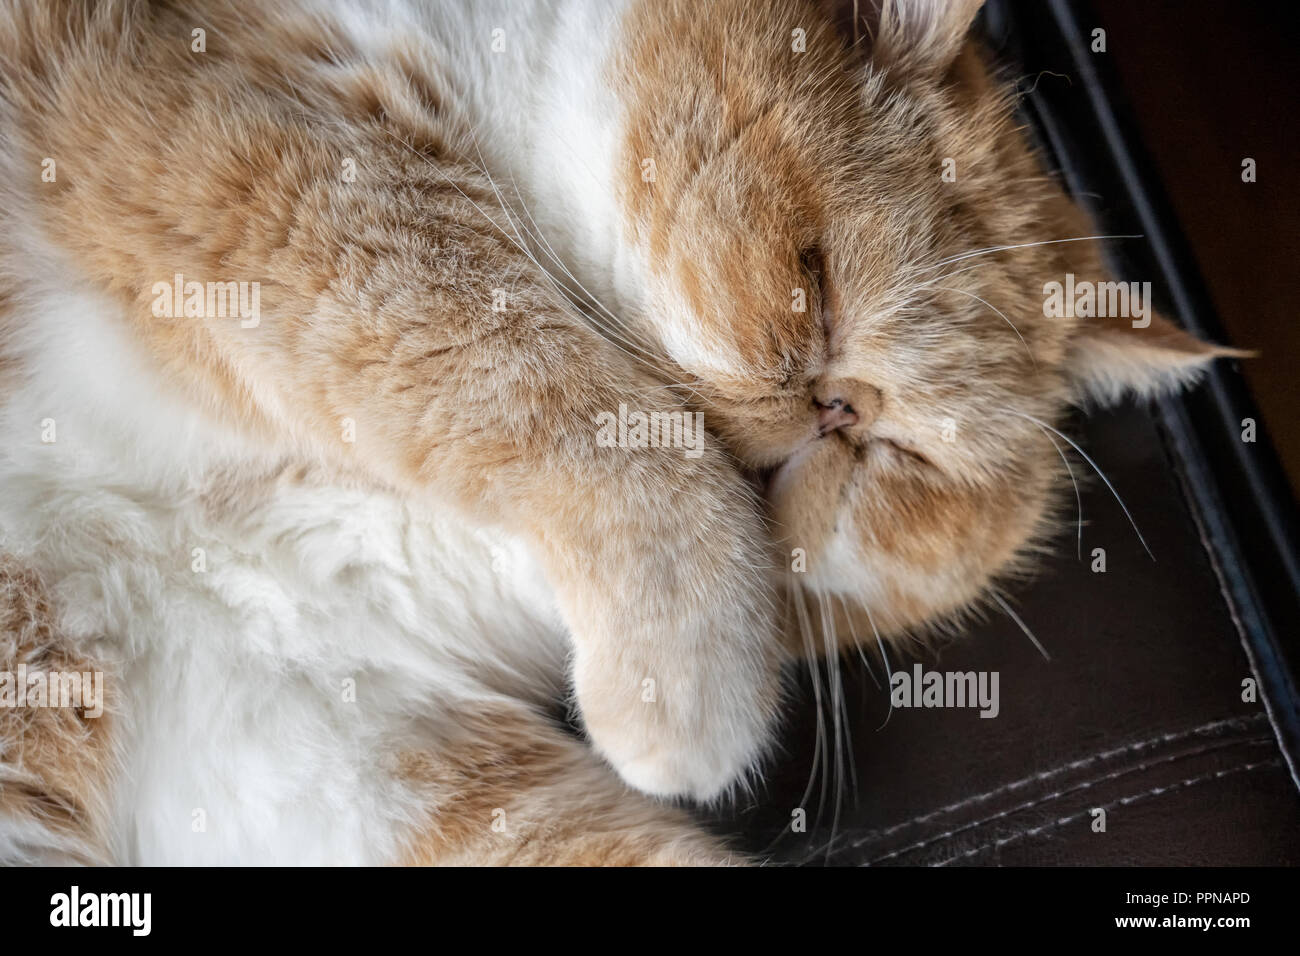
710, 404, 1300, 864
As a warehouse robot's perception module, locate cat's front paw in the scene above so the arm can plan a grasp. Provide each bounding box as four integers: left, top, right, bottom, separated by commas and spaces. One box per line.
572, 614, 784, 802
581, 670, 779, 802
556, 458, 786, 802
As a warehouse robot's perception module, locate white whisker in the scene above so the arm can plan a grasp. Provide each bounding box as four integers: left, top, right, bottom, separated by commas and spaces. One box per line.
1038, 424, 1084, 559
793, 585, 830, 824
379, 127, 676, 380
859, 601, 894, 731
839, 593, 882, 690
934, 285, 1036, 368
991, 591, 1050, 661
925, 234, 1143, 271
1008, 409, 1153, 560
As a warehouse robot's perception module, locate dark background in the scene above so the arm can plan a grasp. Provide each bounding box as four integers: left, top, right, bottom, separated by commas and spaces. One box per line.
1092, 0, 1300, 492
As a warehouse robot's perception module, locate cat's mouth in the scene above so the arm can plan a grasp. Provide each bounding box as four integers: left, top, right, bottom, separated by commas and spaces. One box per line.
745, 463, 780, 501
743, 443, 819, 503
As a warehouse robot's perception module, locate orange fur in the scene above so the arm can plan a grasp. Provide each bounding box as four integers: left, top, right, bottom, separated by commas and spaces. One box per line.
613, 0, 1235, 640
0, 0, 1239, 865
0, 557, 114, 864
396, 705, 736, 866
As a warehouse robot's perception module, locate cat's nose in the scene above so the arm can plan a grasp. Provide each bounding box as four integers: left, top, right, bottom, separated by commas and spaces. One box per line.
815, 398, 857, 435
813, 379, 881, 436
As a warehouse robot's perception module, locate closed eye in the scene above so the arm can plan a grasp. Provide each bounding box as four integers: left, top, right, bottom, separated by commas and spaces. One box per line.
799, 244, 824, 293
799, 244, 826, 330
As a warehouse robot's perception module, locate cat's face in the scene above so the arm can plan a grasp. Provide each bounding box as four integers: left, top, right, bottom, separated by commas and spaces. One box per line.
617, 0, 1231, 638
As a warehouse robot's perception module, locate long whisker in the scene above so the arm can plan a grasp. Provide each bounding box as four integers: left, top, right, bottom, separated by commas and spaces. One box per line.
466, 136, 674, 374
990, 591, 1050, 661
379, 127, 675, 380
793, 585, 830, 826
824, 596, 861, 798
1040, 425, 1085, 559
487, 166, 722, 409
513, 136, 709, 371
907, 261, 989, 292
752, 587, 811, 862
497, 158, 665, 359
860, 601, 894, 731
934, 286, 1037, 369
839, 593, 881, 690
924, 234, 1143, 271
818, 590, 852, 863
1007, 409, 1153, 560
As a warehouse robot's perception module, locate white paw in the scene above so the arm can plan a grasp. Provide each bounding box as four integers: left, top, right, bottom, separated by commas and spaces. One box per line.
574, 631, 782, 802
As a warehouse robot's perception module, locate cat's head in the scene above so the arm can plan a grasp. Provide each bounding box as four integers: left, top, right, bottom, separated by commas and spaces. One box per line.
615, 0, 1239, 640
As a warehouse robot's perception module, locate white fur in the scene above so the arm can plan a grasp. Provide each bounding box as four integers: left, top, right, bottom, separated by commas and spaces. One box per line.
0, 251, 571, 862
0, 0, 646, 864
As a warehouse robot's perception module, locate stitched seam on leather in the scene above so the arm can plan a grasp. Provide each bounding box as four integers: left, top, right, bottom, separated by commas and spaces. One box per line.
930, 756, 1283, 866
1154, 411, 1300, 789
794, 714, 1265, 864
845, 733, 1272, 866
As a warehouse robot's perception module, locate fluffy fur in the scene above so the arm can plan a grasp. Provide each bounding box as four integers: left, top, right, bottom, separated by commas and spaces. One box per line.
0, 0, 1234, 864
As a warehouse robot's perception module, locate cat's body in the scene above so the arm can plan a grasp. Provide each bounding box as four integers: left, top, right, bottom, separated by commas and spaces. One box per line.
0, 0, 1233, 864
0, 0, 751, 865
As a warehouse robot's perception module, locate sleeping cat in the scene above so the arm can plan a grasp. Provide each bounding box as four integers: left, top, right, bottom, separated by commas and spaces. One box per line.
0, 0, 1234, 864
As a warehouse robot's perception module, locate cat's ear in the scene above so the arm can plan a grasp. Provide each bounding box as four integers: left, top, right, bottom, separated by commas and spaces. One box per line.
1065, 307, 1249, 406
862, 0, 986, 75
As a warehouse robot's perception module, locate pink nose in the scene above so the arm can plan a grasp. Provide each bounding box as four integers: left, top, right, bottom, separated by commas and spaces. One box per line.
813, 379, 882, 436
816, 398, 859, 436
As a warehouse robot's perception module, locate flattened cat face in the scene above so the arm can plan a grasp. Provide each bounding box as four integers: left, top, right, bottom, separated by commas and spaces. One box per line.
616, 0, 1235, 638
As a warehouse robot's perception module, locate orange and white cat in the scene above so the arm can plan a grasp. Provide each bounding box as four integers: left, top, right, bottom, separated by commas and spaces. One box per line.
0, 0, 1234, 864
